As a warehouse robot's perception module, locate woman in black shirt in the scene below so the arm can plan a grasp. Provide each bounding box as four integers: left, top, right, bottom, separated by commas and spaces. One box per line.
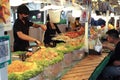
44, 14, 61, 47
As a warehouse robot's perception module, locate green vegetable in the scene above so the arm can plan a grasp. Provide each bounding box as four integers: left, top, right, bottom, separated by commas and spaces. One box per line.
12, 51, 26, 55
8, 73, 23, 80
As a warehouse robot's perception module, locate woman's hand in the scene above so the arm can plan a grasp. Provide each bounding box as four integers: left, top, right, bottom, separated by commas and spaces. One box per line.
35, 39, 42, 46
33, 23, 47, 31
40, 24, 47, 31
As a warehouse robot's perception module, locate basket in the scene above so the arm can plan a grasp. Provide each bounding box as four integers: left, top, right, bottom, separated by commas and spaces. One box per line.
48, 9, 61, 23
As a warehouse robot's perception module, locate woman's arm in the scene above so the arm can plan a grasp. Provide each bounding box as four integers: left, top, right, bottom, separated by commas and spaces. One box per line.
54, 23, 61, 33
32, 23, 47, 31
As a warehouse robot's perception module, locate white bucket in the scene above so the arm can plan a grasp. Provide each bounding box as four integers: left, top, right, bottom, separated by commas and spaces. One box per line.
48, 9, 61, 23
72, 9, 82, 17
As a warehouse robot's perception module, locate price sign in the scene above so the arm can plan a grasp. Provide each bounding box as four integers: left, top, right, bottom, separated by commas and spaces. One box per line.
80, 10, 88, 22
0, 36, 11, 68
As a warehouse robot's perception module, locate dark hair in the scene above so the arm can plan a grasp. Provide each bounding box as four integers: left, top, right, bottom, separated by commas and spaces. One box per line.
75, 17, 80, 21
17, 4, 29, 15
46, 14, 50, 21
106, 29, 119, 39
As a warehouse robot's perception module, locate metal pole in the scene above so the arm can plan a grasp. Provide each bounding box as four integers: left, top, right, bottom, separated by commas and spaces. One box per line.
114, 13, 117, 29
105, 10, 109, 32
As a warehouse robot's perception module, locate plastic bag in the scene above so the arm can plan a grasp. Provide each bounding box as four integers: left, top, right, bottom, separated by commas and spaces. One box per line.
94, 37, 102, 54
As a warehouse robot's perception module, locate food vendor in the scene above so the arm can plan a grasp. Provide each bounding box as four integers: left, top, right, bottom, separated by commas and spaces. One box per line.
43, 14, 61, 47
13, 4, 47, 51
71, 17, 81, 31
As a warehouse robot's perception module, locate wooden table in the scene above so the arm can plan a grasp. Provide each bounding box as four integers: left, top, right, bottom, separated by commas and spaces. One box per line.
61, 53, 110, 80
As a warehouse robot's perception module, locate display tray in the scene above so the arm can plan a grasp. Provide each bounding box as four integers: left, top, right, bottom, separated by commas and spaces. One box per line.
10, 48, 85, 80
9, 32, 85, 80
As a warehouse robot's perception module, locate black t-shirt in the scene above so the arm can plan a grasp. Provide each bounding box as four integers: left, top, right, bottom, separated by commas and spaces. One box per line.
108, 41, 120, 65
13, 19, 33, 51
44, 22, 61, 44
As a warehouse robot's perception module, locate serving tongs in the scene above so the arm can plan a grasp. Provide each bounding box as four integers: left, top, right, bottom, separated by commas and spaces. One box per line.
18, 46, 41, 61
28, 45, 41, 53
